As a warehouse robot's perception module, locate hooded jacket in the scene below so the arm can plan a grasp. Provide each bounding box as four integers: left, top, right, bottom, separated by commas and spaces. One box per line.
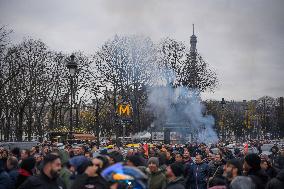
146, 168, 167, 189
166, 176, 185, 189
266, 169, 284, 189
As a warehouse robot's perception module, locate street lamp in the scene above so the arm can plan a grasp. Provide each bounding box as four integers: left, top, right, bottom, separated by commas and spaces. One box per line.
220, 98, 226, 141
66, 54, 78, 138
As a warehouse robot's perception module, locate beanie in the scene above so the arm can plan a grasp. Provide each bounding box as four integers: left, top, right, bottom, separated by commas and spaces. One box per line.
148, 157, 159, 166
170, 162, 184, 177
245, 153, 261, 170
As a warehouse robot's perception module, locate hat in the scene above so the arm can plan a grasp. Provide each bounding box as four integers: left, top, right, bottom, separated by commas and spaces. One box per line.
170, 162, 184, 177
245, 153, 261, 170
69, 155, 89, 170
147, 157, 159, 166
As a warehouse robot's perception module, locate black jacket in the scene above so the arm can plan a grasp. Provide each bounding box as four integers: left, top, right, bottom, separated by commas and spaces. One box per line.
266, 169, 284, 189
166, 177, 185, 189
71, 173, 109, 189
0, 169, 12, 189
248, 169, 269, 189
208, 161, 224, 178
18, 172, 66, 189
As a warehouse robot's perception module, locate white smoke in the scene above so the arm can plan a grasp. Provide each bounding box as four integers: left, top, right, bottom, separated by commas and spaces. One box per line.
148, 85, 218, 144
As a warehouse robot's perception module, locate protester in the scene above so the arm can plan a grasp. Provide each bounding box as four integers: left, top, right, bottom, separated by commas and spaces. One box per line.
209, 153, 224, 178
146, 157, 167, 189
260, 159, 278, 178
223, 159, 242, 184
15, 157, 36, 188
243, 153, 269, 189
207, 175, 228, 189
230, 176, 255, 189
0, 155, 12, 189
20, 149, 30, 161
165, 162, 185, 189
6, 156, 19, 188
18, 153, 66, 189
186, 154, 209, 189
266, 169, 284, 189
71, 157, 109, 189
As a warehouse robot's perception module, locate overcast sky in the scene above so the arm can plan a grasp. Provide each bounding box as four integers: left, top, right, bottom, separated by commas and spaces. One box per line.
0, 0, 283, 101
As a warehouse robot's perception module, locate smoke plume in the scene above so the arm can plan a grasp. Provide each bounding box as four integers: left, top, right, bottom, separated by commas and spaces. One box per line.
148, 85, 218, 144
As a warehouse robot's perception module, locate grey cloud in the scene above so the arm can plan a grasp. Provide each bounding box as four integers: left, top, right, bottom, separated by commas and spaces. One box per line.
0, 0, 283, 100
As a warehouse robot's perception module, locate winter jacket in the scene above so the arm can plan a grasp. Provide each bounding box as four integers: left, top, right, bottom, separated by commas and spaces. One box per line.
18, 172, 66, 189
166, 177, 185, 189
275, 156, 284, 170
247, 169, 269, 189
266, 169, 284, 189
147, 168, 167, 189
208, 161, 224, 178
71, 173, 109, 189
265, 166, 278, 179
60, 167, 72, 189
7, 168, 19, 189
186, 162, 209, 189
0, 169, 12, 189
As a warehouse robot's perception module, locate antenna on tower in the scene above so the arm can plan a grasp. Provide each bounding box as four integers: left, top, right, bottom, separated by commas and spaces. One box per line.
193, 24, 195, 35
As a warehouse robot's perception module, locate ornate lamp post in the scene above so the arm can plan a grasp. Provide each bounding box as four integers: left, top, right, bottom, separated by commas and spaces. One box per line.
221, 98, 226, 141
66, 54, 78, 138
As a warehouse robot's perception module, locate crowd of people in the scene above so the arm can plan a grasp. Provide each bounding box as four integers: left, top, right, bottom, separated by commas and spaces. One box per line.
0, 141, 284, 189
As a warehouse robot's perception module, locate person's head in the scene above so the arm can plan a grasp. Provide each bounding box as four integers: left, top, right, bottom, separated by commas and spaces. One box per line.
84, 152, 93, 159
69, 155, 89, 174
6, 156, 18, 170
280, 148, 284, 156
34, 154, 43, 163
21, 149, 30, 160
166, 162, 184, 178
148, 157, 159, 173
175, 153, 183, 163
43, 146, 49, 154
243, 154, 261, 173
223, 159, 242, 181
30, 147, 37, 155
42, 153, 62, 179
73, 146, 81, 156
166, 151, 172, 160
127, 154, 144, 167
208, 176, 228, 189
215, 153, 222, 162
183, 150, 190, 159
11, 147, 20, 157
208, 153, 215, 161
271, 146, 279, 154
230, 176, 255, 189
260, 160, 268, 170
108, 151, 123, 165
195, 154, 203, 164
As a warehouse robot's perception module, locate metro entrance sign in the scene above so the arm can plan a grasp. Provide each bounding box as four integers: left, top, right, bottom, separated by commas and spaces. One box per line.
117, 103, 132, 119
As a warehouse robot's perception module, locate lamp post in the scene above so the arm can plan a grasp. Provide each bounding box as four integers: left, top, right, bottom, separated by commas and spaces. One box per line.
221, 98, 226, 141
66, 54, 78, 138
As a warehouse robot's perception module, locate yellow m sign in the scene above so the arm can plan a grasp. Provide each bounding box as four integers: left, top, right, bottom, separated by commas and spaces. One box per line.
118, 104, 131, 117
